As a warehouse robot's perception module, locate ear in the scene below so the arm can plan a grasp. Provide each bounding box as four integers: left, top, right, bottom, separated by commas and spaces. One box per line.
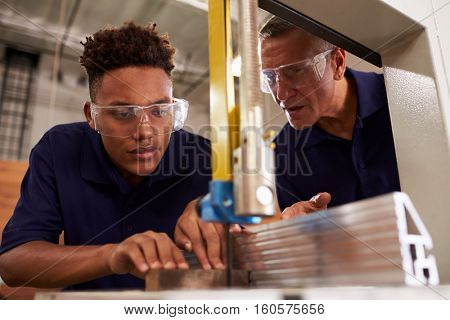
83, 101, 95, 130
332, 48, 346, 80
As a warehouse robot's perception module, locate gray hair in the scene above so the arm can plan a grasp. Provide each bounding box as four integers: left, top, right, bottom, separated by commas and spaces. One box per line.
259, 16, 336, 52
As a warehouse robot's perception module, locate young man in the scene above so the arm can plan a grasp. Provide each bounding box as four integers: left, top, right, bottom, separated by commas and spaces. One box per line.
259, 17, 400, 218
0, 22, 211, 290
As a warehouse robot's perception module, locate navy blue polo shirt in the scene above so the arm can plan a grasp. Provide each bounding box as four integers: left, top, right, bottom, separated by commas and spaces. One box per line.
0, 122, 211, 290
274, 68, 400, 210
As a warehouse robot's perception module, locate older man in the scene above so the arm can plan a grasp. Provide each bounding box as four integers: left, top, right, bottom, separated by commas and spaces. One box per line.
174, 16, 401, 270
259, 17, 400, 218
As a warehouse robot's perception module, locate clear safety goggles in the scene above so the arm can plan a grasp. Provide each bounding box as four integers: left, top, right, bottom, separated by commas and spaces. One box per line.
90, 98, 188, 138
260, 49, 333, 94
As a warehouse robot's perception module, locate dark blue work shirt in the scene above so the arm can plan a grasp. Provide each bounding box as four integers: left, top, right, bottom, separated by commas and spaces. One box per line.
274, 69, 400, 210
0, 122, 211, 290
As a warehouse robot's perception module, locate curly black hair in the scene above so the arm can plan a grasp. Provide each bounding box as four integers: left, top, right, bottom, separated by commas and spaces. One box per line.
80, 22, 176, 101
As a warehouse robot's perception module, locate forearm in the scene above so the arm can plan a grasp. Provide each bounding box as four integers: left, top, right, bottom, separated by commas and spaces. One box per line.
0, 241, 115, 288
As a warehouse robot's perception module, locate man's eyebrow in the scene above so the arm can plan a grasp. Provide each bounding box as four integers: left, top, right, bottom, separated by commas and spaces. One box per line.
107, 100, 132, 106
152, 97, 172, 104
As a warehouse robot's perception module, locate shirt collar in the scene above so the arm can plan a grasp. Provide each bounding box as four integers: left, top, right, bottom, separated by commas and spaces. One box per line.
347, 68, 387, 120
293, 124, 343, 149
296, 68, 387, 149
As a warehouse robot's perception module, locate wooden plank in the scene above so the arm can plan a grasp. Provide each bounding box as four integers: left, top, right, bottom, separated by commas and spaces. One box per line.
0, 160, 28, 234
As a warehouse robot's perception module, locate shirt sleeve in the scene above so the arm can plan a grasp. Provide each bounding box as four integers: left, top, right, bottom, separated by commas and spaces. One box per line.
0, 133, 63, 254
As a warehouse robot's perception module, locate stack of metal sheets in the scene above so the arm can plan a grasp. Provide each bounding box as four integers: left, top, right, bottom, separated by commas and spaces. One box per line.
233, 192, 439, 288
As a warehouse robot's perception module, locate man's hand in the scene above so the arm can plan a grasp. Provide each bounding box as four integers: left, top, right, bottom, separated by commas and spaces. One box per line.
107, 231, 188, 279
174, 199, 225, 270
175, 199, 245, 270
281, 192, 331, 220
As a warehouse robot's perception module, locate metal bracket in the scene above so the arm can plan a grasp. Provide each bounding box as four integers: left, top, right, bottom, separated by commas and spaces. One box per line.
199, 180, 262, 224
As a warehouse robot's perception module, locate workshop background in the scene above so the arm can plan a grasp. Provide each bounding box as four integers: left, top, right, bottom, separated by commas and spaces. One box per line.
0, 0, 381, 298
0, 0, 380, 161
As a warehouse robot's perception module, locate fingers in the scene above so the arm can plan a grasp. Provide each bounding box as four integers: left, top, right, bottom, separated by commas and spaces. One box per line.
281, 192, 332, 220
190, 237, 212, 270
175, 199, 227, 270
229, 224, 242, 233
281, 206, 302, 220
150, 233, 176, 269
198, 222, 225, 269
126, 244, 149, 274
174, 226, 192, 252
172, 246, 189, 270
144, 232, 188, 270
310, 192, 331, 208
214, 223, 227, 267
109, 232, 190, 277
281, 202, 313, 219
178, 217, 211, 270
139, 236, 161, 269
173, 198, 199, 252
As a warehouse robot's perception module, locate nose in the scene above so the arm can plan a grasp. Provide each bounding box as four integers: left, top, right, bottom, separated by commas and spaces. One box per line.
275, 77, 296, 103
132, 113, 155, 141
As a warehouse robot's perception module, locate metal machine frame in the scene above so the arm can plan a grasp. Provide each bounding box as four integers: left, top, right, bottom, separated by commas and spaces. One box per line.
258, 0, 450, 283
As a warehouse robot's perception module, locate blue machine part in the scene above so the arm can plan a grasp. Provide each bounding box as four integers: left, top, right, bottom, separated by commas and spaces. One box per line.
199, 180, 262, 224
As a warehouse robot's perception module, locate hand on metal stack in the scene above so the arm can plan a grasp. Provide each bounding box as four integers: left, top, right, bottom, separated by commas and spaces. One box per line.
280, 192, 331, 219
174, 199, 244, 270
107, 231, 188, 279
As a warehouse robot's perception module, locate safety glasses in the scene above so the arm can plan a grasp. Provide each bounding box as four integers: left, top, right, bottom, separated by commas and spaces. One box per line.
260, 49, 333, 94
90, 98, 188, 138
